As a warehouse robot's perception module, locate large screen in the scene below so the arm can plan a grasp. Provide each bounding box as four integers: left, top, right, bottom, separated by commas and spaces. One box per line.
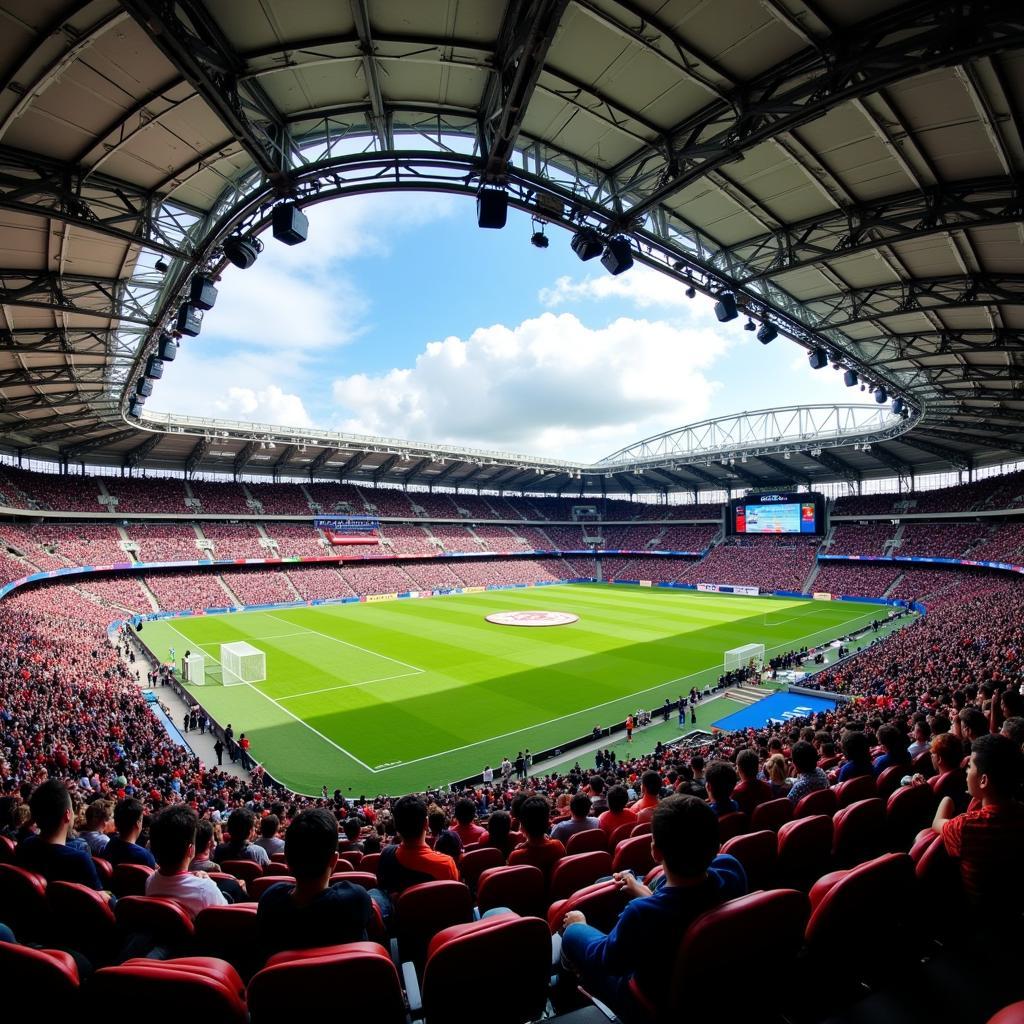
731, 492, 823, 535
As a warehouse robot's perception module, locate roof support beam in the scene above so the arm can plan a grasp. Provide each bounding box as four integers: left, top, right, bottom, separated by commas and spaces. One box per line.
305, 448, 337, 478
0, 271, 158, 325
123, 432, 164, 468
755, 455, 811, 485
185, 436, 212, 475
808, 449, 861, 482
372, 454, 400, 483
479, 0, 568, 182
427, 461, 463, 489
402, 457, 432, 486
484, 466, 523, 491
674, 464, 723, 489
916, 427, 1024, 458
349, 0, 392, 149
0, 327, 131, 356
337, 452, 368, 480
232, 441, 258, 477
895, 436, 972, 471
271, 445, 298, 476
62, 427, 137, 460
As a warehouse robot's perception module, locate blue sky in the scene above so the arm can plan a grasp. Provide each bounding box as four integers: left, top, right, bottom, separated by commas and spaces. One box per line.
151, 193, 858, 463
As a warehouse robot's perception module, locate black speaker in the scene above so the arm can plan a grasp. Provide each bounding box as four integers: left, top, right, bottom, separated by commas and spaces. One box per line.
136, 378, 153, 398
601, 236, 633, 276
477, 188, 507, 229
714, 292, 738, 322
808, 347, 829, 370
145, 355, 164, 380
190, 274, 218, 310
272, 203, 309, 245
892, 397, 905, 415
874, 387, 888, 404
177, 303, 202, 337
571, 228, 603, 261
756, 323, 778, 344
129, 397, 145, 416
843, 369, 858, 387
158, 333, 177, 362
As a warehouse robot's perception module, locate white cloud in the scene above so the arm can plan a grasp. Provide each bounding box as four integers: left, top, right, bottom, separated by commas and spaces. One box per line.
216, 385, 313, 428
539, 265, 691, 309
331, 311, 732, 461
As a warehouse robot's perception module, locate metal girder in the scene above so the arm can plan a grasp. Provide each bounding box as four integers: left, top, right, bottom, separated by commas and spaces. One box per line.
454, 465, 488, 490
402, 457, 433, 485
675, 464, 723, 489
0, 391, 95, 414
484, 465, 523, 491
727, 178, 1023, 282
124, 432, 164, 468
479, 0, 569, 182
427, 461, 463, 489
233, 441, 257, 476
338, 452, 368, 480
120, 0, 293, 179
185, 436, 212, 475
498, 469, 534, 493
62, 427, 137, 460
272, 445, 298, 473
851, 329, 1024, 365
23, 420, 104, 445
720, 461, 764, 487
612, 472, 636, 494
305, 448, 337, 477
0, 364, 108, 389
808, 449, 860, 482
613, 1, 1024, 221
895, 436, 972, 471
0, 271, 158, 325
349, 0, 392, 150
754, 455, 810, 485
372, 454, 400, 482
808, 274, 1024, 330
916, 427, 1024, 457
868, 443, 914, 481
0, 145, 196, 259
0, 327, 133, 356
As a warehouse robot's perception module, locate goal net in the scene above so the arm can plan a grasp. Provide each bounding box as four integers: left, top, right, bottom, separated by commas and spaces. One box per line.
724, 643, 765, 675
220, 641, 266, 686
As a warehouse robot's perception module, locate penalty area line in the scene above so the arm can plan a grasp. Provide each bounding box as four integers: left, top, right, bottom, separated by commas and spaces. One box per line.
276, 670, 423, 701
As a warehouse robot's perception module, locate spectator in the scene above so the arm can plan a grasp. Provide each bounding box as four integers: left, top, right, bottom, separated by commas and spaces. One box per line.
733, 749, 772, 815
214, 807, 271, 868
598, 785, 637, 837
508, 795, 565, 879
258, 808, 374, 956
376, 795, 458, 897
190, 819, 220, 872
79, 799, 112, 855
450, 798, 487, 846
873, 724, 912, 776
481, 809, 515, 858
551, 792, 601, 843
15, 780, 104, 890
144, 805, 227, 917
704, 761, 740, 817
836, 730, 874, 782
339, 818, 364, 855
560, 795, 747, 1017
908, 719, 932, 759
254, 813, 285, 857
763, 754, 791, 797
588, 776, 609, 815
104, 797, 156, 868
787, 741, 829, 803
630, 770, 662, 815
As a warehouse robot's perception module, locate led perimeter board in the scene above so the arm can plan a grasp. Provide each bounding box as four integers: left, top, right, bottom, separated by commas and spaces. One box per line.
730, 491, 825, 536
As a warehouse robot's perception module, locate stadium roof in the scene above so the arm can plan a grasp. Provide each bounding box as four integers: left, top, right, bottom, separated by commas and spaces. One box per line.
0, 0, 1022, 495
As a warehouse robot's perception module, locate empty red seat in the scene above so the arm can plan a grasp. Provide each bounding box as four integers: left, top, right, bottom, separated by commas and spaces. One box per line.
460, 846, 504, 892
270, 852, 288, 864
793, 787, 838, 819
611, 835, 655, 876
776, 814, 834, 891
750, 797, 793, 832
418, 914, 551, 1024
47, 880, 118, 964
194, 904, 261, 979
832, 797, 886, 867
630, 821, 653, 837
887, 783, 938, 849
92, 856, 113, 887
340, 849, 363, 868
720, 830, 777, 891
931, 769, 966, 801
834, 773, 877, 808
608, 822, 635, 848
0, 863, 48, 940
549, 850, 613, 902
359, 852, 380, 876
0, 941, 79, 997
92, 957, 247, 1024
0, 835, 14, 863
111, 862, 154, 898
547, 879, 630, 936
565, 828, 608, 855
115, 895, 196, 950
248, 942, 405, 1023
717, 811, 749, 843
476, 864, 546, 918
876, 764, 909, 800
328, 870, 378, 891
261, 862, 292, 876
910, 750, 935, 778
394, 880, 474, 972
221, 860, 263, 884
988, 1001, 1024, 1024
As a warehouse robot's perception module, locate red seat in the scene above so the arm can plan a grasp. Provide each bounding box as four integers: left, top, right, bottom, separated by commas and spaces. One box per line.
270, 851, 288, 864
0, 941, 79, 997
0, 863, 48, 940
608, 822, 635, 848
328, 871, 379, 891
549, 850, 613, 902
420, 914, 550, 1024
194, 904, 261, 980
630, 821, 653, 837
221, 859, 264, 884
547, 879, 630, 935
805, 853, 916, 985
565, 828, 609, 855
476, 864, 547, 918
721, 830, 777, 891
394, 880, 474, 972
115, 895, 196, 949
793, 787, 838, 819
460, 846, 504, 892
776, 814, 834, 891
0, 835, 14, 863
359, 852, 380, 876
834, 773, 877, 808
876, 764, 909, 800
667, 890, 810, 1018
886, 784, 938, 849
988, 1001, 1024, 1024
92, 957, 247, 1024
717, 811, 749, 843
910, 750, 935, 778
335, 857, 354, 872
611, 835, 655, 876
261, 862, 292, 876
92, 856, 113, 886
913, 833, 967, 938
47, 881, 118, 963
340, 849, 363, 868
247, 874, 292, 899
111, 862, 154, 898
750, 797, 793, 832
832, 797, 886, 867
248, 942, 404, 1023
931, 769, 966, 801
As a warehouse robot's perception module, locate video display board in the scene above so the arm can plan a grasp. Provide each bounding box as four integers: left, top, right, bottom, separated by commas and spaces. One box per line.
730, 492, 824, 535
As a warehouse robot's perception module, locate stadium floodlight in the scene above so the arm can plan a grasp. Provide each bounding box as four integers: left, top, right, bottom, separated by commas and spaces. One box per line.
154, 259, 169, 274
272, 202, 309, 245
530, 230, 549, 248
685, 284, 696, 299
570, 227, 603, 261
713, 292, 738, 322
222, 233, 263, 269
844, 369, 858, 387
128, 398, 144, 417
874, 387, 888, 404
756, 323, 777, 344
808, 347, 828, 369
601, 235, 633, 275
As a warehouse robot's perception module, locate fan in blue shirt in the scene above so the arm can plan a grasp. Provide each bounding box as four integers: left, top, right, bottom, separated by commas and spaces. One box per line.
560, 795, 747, 1017
103, 797, 156, 868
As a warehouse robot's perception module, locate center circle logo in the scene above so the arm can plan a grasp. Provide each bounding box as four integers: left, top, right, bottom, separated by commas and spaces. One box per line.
485, 610, 580, 627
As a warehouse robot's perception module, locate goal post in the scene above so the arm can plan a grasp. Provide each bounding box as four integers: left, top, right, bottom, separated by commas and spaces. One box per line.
220, 641, 266, 686
724, 642, 765, 675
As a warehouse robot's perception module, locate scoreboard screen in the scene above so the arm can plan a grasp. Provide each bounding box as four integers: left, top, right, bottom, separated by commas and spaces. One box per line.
730, 492, 824, 535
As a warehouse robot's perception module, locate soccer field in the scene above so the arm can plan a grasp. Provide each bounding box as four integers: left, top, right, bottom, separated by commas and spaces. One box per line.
139, 584, 893, 795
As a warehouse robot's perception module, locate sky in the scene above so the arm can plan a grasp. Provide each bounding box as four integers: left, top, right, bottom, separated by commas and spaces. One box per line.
150, 193, 860, 464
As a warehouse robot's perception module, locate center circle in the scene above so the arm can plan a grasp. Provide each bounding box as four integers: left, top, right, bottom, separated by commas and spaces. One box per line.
485, 610, 580, 627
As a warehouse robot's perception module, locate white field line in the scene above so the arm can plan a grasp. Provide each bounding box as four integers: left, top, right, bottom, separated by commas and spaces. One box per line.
163, 622, 376, 773
264, 612, 424, 675
370, 604, 893, 773
758, 604, 833, 627
277, 670, 423, 701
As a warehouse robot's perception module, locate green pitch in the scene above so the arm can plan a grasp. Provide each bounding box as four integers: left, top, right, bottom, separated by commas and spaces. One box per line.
139, 584, 895, 795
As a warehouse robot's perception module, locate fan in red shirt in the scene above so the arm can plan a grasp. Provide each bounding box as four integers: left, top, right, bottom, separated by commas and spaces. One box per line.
598, 785, 638, 837
629, 770, 662, 815
733, 749, 773, 815
508, 795, 565, 880
450, 797, 487, 846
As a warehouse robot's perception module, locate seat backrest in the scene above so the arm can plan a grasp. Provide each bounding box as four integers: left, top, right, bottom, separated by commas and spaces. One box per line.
92, 856, 113, 886
549, 850, 613, 902
886, 784, 938, 847
831, 797, 886, 867
565, 828, 608, 855
0, 835, 15, 863
248, 875, 294, 900
423, 915, 550, 1024
0, 862, 48, 938
776, 814, 834, 890
248, 942, 405, 1023
611, 835, 655, 876
720, 830, 777, 892
932, 769, 966, 801
547, 879, 630, 935
910, 750, 935, 778
476, 864, 547, 918
834, 774, 877, 808
608, 822, 635, 848
261, 862, 293, 876
717, 811, 749, 843
328, 870, 378, 891
270, 851, 288, 864
630, 821, 653, 837
47, 880, 118, 959
111, 862, 154, 898
794, 787, 838, 820
460, 846, 504, 890
750, 797, 793, 831
221, 859, 264, 884
194, 904, 261, 979
989, 1003, 1024, 1024
115, 895, 196, 947
359, 852, 381, 876
876, 764, 909, 800
395, 880, 474, 971
0, 941, 79, 997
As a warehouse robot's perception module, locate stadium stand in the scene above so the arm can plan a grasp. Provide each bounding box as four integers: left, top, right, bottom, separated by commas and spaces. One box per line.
812, 563, 903, 599
244, 483, 312, 515
829, 523, 897, 556
186, 481, 251, 515
681, 536, 820, 592
127, 524, 206, 562
223, 570, 298, 607
285, 567, 354, 602
197, 525, 265, 560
